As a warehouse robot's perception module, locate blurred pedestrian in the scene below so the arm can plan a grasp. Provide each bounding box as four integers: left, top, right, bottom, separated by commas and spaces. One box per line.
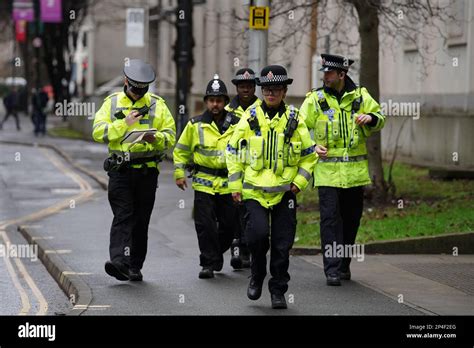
0, 88, 21, 131
31, 88, 49, 137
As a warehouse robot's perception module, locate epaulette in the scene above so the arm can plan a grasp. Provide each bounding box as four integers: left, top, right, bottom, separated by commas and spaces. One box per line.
105, 91, 120, 100
190, 114, 204, 124
149, 94, 164, 102
306, 87, 323, 97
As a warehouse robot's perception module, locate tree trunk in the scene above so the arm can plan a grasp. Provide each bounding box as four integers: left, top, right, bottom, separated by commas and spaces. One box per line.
352, 0, 388, 203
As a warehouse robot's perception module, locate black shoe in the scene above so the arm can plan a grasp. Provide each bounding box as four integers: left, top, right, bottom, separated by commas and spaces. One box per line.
199, 267, 214, 279
326, 273, 341, 286
105, 261, 129, 281
340, 270, 351, 280
129, 269, 143, 281
247, 277, 263, 300
271, 294, 287, 309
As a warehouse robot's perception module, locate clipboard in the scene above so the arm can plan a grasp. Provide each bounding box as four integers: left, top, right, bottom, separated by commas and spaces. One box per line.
120, 128, 157, 144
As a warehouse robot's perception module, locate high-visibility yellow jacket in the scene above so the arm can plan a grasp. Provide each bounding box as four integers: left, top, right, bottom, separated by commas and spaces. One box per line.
299, 76, 385, 188
92, 90, 176, 168
224, 95, 261, 119
226, 102, 317, 208
173, 110, 241, 195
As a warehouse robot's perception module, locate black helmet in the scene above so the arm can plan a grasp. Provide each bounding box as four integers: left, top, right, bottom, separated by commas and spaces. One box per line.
256, 65, 293, 86
231, 68, 256, 85
319, 54, 354, 72
123, 59, 156, 95
204, 74, 229, 103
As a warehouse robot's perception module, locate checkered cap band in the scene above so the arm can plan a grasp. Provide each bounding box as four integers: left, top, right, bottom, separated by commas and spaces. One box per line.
258, 74, 289, 83
128, 79, 149, 88
234, 73, 256, 81
322, 61, 349, 70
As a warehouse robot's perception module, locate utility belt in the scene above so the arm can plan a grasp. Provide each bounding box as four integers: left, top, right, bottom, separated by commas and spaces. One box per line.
192, 164, 228, 178
103, 152, 164, 172
318, 154, 368, 163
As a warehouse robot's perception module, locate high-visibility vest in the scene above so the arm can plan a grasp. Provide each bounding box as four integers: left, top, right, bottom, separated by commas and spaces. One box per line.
92, 91, 176, 168
173, 110, 240, 195
300, 79, 385, 188
226, 103, 317, 208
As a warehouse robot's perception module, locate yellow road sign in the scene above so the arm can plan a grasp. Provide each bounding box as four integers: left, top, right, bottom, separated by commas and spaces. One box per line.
249, 6, 269, 30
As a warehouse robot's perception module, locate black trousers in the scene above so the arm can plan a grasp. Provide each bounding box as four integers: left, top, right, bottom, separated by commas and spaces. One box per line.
31, 111, 46, 135
244, 191, 297, 295
236, 203, 248, 248
107, 167, 158, 270
318, 186, 364, 276
194, 191, 238, 268
1, 110, 20, 130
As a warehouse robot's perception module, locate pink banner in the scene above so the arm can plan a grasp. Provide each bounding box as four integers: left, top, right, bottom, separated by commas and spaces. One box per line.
12, 0, 34, 22
40, 0, 62, 23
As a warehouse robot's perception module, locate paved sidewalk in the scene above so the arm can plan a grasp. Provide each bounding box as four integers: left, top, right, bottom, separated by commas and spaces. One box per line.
301, 254, 474, 315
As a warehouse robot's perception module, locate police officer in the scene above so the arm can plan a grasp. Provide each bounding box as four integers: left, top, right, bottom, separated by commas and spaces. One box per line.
225, 68, 260, 117
226, 65, 317, 309
93, 59, 176, 281
224, 68, 261, 269
299, 54, 385, 286
174, 74, 242, 279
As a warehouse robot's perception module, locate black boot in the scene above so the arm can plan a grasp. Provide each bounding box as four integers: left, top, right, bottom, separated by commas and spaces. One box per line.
129, 268, 143, 281
105, 261, 130, 281
326, 273, 341, 286
199, 267, 214, 279
247, 277, 263, 300
271, 294, 287, 309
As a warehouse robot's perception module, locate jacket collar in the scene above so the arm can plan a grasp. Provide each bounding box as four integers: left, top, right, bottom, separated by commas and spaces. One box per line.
261, 101, 287, 119
200, 109, 228, 125
200, 110, 214, 124
228, 95, 258, 110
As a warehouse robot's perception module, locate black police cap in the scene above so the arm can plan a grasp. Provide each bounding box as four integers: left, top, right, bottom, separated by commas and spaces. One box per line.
231, 68, 256, 85
319, 54, 354, 72
123, 59, 156, 94
256, 65, 293, 86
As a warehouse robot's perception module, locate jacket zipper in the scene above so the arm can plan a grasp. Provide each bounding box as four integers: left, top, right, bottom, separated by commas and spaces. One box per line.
269, 129, 273, 169
266, 130, 270, 168
341, 109, 347, 148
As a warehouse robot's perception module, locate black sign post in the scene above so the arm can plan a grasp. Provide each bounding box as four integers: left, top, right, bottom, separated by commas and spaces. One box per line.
174, 0, 194, 137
